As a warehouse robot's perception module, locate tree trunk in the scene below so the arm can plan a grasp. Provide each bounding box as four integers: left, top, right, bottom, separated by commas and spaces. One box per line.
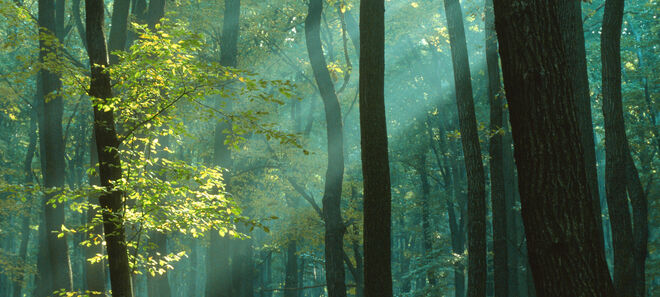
492, 0, 616, 296
485, 1, 507, 296
13, 105, 38, 297
85, 0, 134, 295
108, 0, 131, 64
358, 0, 392, 297
601, 0, 640, 295
304, 1, 347, 297
37, 0, 74, 293
557, 0, 604, 246
443, 0, 487, 295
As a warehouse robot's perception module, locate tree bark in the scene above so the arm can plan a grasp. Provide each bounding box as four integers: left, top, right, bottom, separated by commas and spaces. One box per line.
304, 1, 347, 297
601, 0, 638, 295
37, 0, 74, 293
85, 0, 134, 295
485, 1, 507, 296
359, 0, 393, 297
108, 0, 131, 64
492, 0, 616, 296
419, 154, 435, 287
442, 0, 487, 295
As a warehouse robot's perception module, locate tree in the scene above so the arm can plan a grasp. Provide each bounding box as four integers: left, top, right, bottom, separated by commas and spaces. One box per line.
600, 0, 642, 295
360, 0, 393, 296
36, 0, 74, 294
85, 0, 134, 295
491, 0, 616, 295
442, 0, 487, 295
304, 1, 347, 297
485, 0, 507, 296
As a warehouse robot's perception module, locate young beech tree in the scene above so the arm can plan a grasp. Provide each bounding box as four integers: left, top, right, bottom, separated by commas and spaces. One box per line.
85, 0, 134, 295
492, 0, 615, 296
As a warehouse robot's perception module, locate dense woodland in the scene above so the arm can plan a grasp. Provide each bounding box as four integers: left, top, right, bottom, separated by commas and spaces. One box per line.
0, 0, 657, 296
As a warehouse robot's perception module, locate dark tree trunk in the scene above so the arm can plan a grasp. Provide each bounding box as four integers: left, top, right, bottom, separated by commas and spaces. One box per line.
443, 0, 487, 295
108, 0, 131, 64
485, 1, 507, 296
85, 0, 134, 295
557, 0, 604, 245
601, 0, 638, 295
284, 241, 298, 297
358, 0, 392, 297
37, 0, 74, 293
304, 1, 347, 297
492, 0, 616, 296
625, 152, 647, 297
502, 112, 521, 297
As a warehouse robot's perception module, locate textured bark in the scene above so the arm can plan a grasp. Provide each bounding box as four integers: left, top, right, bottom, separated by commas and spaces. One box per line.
601, 0, 636, 295
485, 1, 507, 296
443, 0, 487, 295
492, 0, 615, 296
85, 0, 134, 295
359, 0, 392, 297
37, 0, 74, 293
558, 0, 604, 245
304, 1, 347, 297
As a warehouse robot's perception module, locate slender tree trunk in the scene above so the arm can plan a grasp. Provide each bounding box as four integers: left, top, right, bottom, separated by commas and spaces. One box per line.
601, 0, 636, 295
443, 0, 487, 295
502, 111, 521, 296
492, 0, 616, 295
304, 1, 347, 296
37, 0, 74, 293
485, 1, 507, 296
108, 0, 131, 64
359, 0, 392, 297
85, 0, 134, 295
13, 105, 38, 297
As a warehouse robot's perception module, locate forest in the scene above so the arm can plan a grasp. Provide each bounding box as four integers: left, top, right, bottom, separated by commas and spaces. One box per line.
0, 0, 658, 296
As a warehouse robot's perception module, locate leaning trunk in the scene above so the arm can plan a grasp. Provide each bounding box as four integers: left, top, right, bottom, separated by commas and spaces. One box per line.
601, 0, 636, 295
442, 0, 487, 295
304, 1, 347, 296
492, 0, 616, 295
